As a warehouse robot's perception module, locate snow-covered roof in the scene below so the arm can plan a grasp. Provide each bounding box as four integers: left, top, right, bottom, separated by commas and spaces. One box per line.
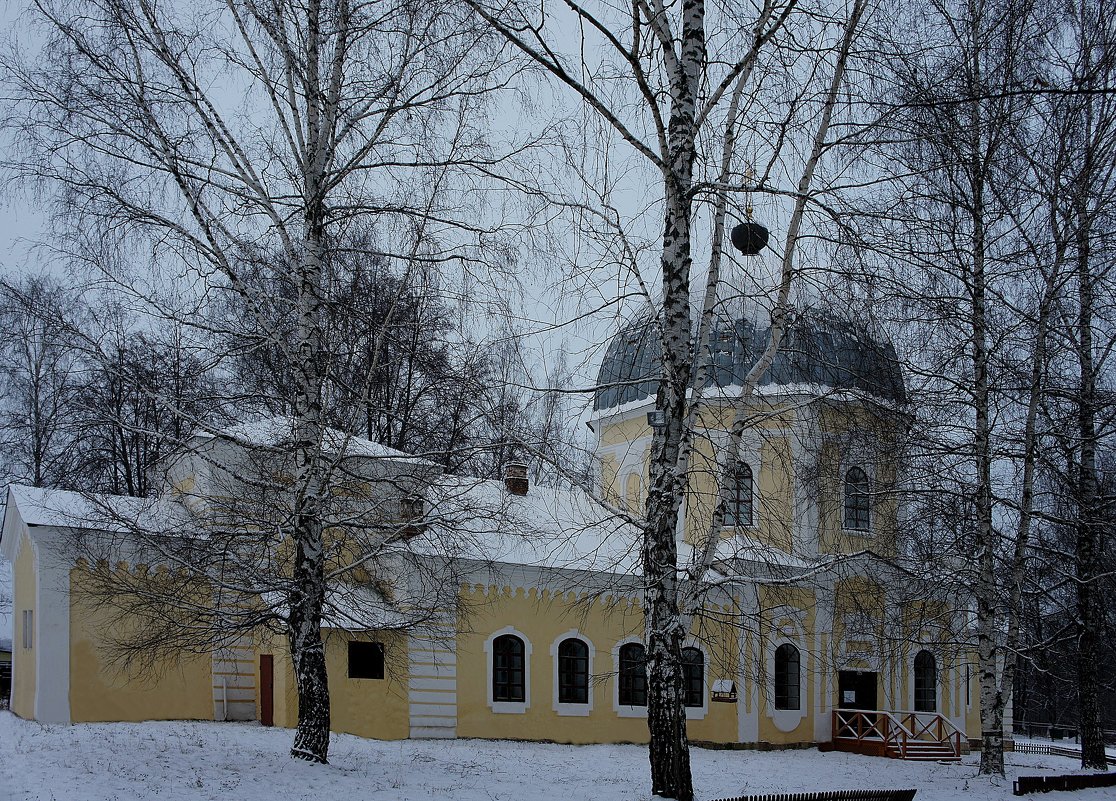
411, 477, 642, 576
4, 485, 189, 534
193, 416, 431, 464
262, 585, 410, 631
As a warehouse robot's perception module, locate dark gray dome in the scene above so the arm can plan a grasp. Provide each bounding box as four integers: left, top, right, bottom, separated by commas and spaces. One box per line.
594, 312, 906, 411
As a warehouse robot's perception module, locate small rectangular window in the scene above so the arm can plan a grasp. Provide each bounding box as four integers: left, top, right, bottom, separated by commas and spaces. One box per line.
22, 610, 33, 649
348, 641, 384, 679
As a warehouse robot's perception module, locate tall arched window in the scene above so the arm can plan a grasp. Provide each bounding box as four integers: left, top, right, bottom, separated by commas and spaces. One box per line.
682, 647, 704, 708
557, 638, 589, 704
844, 467, 871, 531
618, 643, 647, 706
914, 650, 937, 712
774, 643, 801, 710
493, 634, 526, 703
725, 463, 753, 527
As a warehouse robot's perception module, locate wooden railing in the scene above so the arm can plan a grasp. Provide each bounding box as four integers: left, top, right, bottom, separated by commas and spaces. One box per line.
833, 709, 962, 760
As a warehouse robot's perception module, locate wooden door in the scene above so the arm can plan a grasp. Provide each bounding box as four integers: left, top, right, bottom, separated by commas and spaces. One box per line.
260, 654, 274, 727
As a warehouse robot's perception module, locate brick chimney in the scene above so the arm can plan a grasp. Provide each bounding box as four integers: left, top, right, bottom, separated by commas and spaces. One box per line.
504, 462, 529, 496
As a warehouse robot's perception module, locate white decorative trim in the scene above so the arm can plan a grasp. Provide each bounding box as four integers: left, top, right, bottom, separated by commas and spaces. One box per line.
34, 536, 71, 724
550, 630, 594, 716
484, 626, 531, 714
766, 619, 807, 733
738, 595, 760, 743
612, 637, 647, 718
408, 628, 458, 738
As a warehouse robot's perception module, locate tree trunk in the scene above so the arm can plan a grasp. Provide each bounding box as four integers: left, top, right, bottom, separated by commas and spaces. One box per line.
288, 538, 331, 763
1074, 208, 1107, 771
285, 0, 333, 765
640, 1, 706, 797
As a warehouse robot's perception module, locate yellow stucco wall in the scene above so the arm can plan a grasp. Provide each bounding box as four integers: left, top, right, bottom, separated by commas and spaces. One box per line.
325, 630, 409, 739
599, 416, 653, 448
817, 407, 900, 558
11, 531, 36, 719
68, 568, 214, 723
256, 628, 410, 740
455, 585, 739, 745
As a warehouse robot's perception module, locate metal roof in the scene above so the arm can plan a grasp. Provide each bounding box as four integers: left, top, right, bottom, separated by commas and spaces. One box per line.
593, 312, 906, 410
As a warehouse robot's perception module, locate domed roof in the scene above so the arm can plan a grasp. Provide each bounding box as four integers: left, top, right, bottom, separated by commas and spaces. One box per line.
593, 311, 905, 411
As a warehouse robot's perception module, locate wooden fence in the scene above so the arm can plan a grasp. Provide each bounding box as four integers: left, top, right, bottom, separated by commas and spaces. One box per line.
1013, 773, 1116, 795
1011, 742, 1084, 760
713, 790, 917, 801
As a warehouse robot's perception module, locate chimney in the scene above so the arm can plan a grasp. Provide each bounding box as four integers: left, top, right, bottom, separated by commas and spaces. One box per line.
504, 462, 529, 496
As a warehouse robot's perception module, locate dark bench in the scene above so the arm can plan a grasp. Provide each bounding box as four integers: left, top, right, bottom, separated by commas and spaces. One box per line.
714, 791, 917, 801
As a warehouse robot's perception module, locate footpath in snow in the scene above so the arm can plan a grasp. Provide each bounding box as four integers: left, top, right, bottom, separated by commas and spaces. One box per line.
0, 712, 1111, 801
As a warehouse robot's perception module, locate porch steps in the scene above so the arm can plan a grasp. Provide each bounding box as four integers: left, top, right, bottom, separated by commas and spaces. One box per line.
832, 709, 963, 763
886, 741, 962, 762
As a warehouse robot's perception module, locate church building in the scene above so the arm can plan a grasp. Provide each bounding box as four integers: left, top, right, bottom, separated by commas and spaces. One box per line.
0, 311, 984, 759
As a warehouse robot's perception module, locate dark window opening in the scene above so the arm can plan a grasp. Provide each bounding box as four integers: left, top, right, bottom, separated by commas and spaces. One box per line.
348, 641, 385, 679
844, 467, 871, 531
558, 638, 589, 704
725, 463, 753, 527
682, 647, 704, 707
493, 634, 526, 703
775, 643, 801, 710
914, 650, 936, 712
618, 643, 647, 706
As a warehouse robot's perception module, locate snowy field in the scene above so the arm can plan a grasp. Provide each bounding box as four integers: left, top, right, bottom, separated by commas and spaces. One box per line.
1, 712, 1112, 801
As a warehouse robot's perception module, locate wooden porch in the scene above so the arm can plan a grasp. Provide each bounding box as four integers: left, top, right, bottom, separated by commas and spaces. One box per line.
830, 709, 964, 762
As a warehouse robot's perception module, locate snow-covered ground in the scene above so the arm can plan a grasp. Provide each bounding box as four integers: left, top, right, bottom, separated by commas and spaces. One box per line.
0, 712, 1112, 801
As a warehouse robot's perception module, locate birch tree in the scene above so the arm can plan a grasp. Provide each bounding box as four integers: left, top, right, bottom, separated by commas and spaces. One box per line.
858, 0, 1113, 776
464, 1, 875, 796
0, 275, 88, 489
3, 0, 508, 764
1027, 0, 1116, 767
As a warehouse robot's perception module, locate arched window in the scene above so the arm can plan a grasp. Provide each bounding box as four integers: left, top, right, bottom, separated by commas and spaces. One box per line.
625, 473, 642, 512
557, 638, 589, 704
725, 463, 753, 527
493, 634, 526, 703
774, 643, 801, 710
844, 467, 871, 531
682, 647, 704, 708
914, 650, 937, 712
618, 643, 647, 706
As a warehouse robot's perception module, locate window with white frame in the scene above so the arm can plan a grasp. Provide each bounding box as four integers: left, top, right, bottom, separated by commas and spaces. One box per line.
492, 634, 526, 703
557, 638, 589, 705
21, 610, 32, 650
774, 643, 800, 710
618, 642, 647, 706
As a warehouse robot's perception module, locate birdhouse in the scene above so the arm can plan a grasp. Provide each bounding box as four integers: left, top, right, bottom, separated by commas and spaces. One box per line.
712, 679, 737, 703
